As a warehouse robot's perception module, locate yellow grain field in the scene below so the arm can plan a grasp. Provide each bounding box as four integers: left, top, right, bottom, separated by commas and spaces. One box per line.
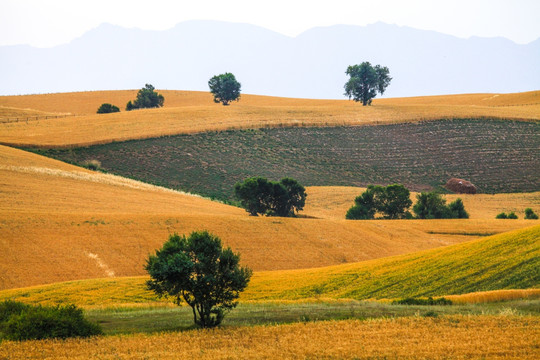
0, 90, 538, 147
303, 186, 540, 220
447, 289, 540, 304
2, 225, 537, 305
1, 316, 538, 359
0, 145, 535, 290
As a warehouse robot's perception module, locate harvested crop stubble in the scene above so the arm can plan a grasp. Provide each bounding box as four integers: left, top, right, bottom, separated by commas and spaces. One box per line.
0, 316, 538, 359
303, 186, 540, 220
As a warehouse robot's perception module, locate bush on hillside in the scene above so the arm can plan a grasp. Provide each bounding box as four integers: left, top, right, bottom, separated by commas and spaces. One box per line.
392, 297, 453, 306
507, 212, 518, 219
96, 103, 120, 114
496, 211, 518, 219
82, 159, 102, 171
0, 301, 102, 341
524, 208, 538, 220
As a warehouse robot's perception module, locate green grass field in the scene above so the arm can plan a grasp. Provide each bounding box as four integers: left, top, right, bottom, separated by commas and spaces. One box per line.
85, 299, 540, 335
31, 119, 540, 202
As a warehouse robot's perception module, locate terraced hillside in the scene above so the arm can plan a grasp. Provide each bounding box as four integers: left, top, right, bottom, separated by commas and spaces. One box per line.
0, 90, 538, 147
37, 119, 540, 199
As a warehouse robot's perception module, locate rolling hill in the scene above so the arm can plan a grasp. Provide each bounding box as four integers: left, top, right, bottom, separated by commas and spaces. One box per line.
1, 225, 538, 306
1, 144, 534, 290
33, 119, 540, 197
0, 90, 538, 147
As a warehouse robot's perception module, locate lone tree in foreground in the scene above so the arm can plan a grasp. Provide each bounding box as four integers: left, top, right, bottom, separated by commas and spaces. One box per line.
208, 72, 241, 105
126, 84, 164, 111
344, 62, 392, 105
145, 231, 252, 328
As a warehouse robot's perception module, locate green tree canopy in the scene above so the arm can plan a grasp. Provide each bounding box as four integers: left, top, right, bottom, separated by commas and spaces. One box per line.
126, 84, 164, 111
208, 73, 241, 106
145, 231, 252, 328
346, 184, 411, 220
234, 177, 306, 217
96, 103, 120, 114
344, 62, 392, 106
413, 192, 469, 219
524, 208, 538, 220
413, 192, 449, 219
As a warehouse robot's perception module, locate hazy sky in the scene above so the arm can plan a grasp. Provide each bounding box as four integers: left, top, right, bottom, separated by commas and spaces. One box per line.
2, 0, 540, 47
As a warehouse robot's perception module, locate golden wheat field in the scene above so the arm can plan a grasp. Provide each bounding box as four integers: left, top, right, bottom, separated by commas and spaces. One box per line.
1, 316, 538, 359
1, 145, 536, 290
303, 186, 540, 220
0, 90, 538, 147
2, 274, 538, 308
1, 222, 537, 306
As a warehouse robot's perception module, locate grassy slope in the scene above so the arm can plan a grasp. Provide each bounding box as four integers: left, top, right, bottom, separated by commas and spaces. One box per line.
37, 119, 540, 197
2, 225, 538, 305
0, 90, 538, 147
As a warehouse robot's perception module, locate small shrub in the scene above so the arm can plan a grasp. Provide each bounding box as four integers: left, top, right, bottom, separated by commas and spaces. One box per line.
96, 103, 120, 114
507, 212, 518, 219
392, 297, 452, 306
0, 301, 102, 341
495, 212, 508, 219
83, 159, 102, 171
524, 208, 538, 220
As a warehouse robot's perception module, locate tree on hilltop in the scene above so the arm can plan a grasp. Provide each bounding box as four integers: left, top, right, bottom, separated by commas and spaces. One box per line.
344, 62, 392, 105
208, 73, 241, 106
126, 84, 164, 111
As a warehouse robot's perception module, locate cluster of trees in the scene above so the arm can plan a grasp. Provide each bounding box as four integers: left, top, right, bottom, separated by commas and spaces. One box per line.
413, 192, 468, 219
346, 184, 412, 220
234, 177, 306, 217
98, 61, 389, 113
496, 208, 538, 219
346, 184, 469, 220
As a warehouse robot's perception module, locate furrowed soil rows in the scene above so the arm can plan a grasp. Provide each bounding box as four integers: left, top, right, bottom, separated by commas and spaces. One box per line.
35, 119, 539, 201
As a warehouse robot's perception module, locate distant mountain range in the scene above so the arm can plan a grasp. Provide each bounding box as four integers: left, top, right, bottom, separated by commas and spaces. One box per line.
1, 20, 539, 98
